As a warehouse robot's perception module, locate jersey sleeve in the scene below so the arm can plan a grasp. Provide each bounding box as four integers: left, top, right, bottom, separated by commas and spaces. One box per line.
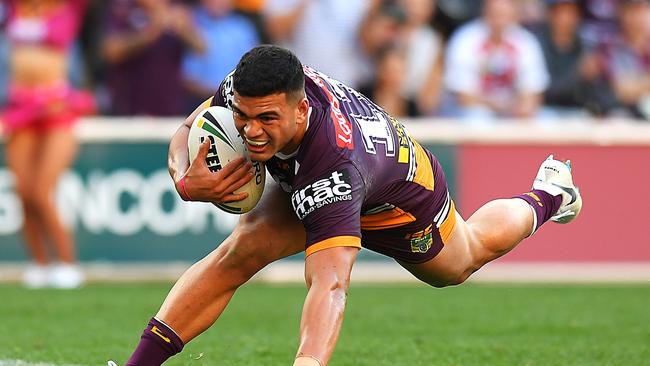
291, 163, 365, 257
210, 70, 235, 109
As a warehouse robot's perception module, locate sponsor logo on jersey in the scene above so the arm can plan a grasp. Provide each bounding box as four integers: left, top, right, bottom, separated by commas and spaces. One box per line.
292, 169, 353, 219
303, 66, 354, 150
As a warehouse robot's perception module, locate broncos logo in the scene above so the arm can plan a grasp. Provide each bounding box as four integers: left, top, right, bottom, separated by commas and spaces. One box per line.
220, 71, 235, 109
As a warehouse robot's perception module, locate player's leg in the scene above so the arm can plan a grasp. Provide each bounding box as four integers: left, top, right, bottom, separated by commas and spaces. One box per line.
122, 184, 305, 366
400, 156, 581, 287
399, 200, 534, 287
5, 129, 50, 286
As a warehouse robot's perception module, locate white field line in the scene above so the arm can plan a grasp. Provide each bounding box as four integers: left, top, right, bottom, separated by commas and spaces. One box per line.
0, 360, 85, 366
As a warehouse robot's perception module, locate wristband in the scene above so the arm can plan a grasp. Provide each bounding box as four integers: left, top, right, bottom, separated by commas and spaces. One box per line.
178, 175, 192, 201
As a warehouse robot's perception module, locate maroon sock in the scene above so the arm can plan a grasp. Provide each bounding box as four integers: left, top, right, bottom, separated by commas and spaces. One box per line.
514, 189, 563, 234
125, 318, 184, 366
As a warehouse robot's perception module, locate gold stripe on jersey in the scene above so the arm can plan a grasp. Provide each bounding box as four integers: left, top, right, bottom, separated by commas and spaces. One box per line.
199, 96, 214, 110
439, 200, 457, 244
389, 116, 411, 164
398, 145, 410, 164
306, 236, 362, 257
361, 207, 417, 231
412, 142, 434, 191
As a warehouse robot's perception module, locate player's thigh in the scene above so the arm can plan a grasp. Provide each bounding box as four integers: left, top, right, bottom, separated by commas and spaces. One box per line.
220, 182, 306, 267
397, 212, 477, 287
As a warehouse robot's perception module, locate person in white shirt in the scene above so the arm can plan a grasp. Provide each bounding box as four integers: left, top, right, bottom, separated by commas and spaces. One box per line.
264, 0, 372, 89
444, 0, 549, 120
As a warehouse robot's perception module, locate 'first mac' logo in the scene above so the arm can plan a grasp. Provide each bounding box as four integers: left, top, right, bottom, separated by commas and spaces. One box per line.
291, 170, 353, 219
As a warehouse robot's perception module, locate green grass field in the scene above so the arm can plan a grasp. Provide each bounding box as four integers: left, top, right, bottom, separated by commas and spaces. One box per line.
1, 283, 649, 366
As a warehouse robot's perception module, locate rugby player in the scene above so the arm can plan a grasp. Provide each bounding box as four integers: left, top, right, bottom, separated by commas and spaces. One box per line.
113, 45, 582, 366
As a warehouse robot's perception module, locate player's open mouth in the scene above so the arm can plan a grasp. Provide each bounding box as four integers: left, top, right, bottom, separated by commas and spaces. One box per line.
245, 138, 269, 151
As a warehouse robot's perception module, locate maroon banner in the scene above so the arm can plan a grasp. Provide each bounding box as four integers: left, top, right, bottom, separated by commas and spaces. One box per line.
457, 145, 650, 262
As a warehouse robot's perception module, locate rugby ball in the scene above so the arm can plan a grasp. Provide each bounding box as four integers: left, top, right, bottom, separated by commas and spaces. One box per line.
188, 106, 265, 214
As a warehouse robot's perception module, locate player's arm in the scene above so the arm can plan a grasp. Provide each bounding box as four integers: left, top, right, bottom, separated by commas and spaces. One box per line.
168, 99, 253, 203
295, 246, 360, 366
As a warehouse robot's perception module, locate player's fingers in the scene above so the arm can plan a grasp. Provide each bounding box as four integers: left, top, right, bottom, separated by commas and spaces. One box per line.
221, 192, 249, 203
214, 172, 252, 200
228, 170, 254, 192
194, 138, 211, 162
218, 160, 252, 187
219, 156, 247, 176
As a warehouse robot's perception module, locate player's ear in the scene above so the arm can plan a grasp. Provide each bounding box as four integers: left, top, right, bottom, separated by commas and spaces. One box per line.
296, 97, 309, 125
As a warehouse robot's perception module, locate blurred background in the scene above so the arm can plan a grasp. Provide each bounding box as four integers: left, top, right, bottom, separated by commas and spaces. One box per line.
0, 0, 649, 285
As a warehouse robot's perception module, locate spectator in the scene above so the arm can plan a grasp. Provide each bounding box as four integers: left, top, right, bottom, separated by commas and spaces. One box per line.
518, 0, 547, 25
1, 0, 94, 289
400, 0, 443, 115
580, 0, 621, 48
358, 0, 408, 87
444, 0, 549, 120
102, 0, 204, 116
600, 0, 650, 119
233, 0, 271, 43
535, 0, 605, 115
182, 0, 259, 111
434, 0, 482, 38
360, 44, 418, 117
264, 0, 373, 89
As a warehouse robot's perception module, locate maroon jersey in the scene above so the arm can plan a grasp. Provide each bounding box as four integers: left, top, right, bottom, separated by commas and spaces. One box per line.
213, 66, 456, 263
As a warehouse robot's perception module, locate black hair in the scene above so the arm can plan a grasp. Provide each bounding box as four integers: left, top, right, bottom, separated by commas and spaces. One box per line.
233, 45, 305, 102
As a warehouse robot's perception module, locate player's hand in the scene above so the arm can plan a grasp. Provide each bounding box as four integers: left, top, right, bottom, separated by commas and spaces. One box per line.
177, 139, 253, 203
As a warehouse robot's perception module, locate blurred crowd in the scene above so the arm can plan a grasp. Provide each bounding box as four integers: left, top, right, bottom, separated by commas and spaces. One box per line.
2, 0, 650, 121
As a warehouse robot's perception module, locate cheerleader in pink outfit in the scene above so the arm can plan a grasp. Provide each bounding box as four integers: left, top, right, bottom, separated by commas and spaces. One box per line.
2, 0, 94, 288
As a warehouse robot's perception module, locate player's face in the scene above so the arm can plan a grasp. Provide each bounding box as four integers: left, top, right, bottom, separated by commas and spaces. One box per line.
232, 91, 309, 162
